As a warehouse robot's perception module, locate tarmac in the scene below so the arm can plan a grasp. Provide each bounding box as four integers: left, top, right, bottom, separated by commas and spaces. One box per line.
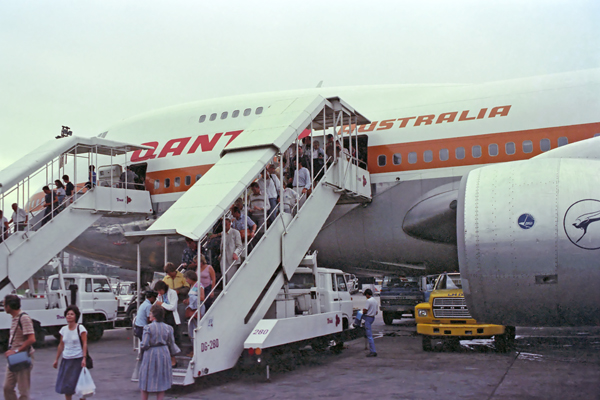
2, 297, 599, 400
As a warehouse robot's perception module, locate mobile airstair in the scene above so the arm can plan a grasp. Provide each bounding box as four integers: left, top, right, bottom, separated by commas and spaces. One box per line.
126, 95, 371, 385
0, 137, 154, 299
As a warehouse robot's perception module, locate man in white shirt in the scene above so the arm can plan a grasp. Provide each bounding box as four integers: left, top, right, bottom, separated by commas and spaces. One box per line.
266, 164, 281, 221
0, 210, 9, 242
362, 288, 378, 357
221, 217, 243, 283
281, 180, 299, 215
249, 182, 270, 229
292, 159, 311, 209
9, 203, 28, 232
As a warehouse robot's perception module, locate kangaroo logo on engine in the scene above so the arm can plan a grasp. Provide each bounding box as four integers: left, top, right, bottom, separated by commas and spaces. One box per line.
564, 199, 600, 250
518, 213, 535, 230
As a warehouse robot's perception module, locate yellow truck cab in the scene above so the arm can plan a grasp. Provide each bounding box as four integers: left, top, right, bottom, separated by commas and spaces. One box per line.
415, 273, 515, 352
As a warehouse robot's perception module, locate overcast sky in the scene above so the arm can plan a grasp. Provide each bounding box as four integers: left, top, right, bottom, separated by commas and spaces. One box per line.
0, 0, 598, 172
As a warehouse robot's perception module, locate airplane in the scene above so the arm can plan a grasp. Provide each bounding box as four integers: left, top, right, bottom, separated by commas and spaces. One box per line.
20, 68, 600, 326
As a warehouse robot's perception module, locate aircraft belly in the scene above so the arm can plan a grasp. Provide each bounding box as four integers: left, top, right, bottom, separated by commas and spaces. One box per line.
313, 178, 460, 275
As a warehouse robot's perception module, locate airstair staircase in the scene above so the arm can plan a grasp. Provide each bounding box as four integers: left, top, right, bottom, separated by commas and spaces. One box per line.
127, 95, 371, 384
0, 137, 154, 299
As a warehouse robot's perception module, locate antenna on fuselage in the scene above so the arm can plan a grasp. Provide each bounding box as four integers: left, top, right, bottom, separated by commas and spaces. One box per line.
316, 81, 323, 88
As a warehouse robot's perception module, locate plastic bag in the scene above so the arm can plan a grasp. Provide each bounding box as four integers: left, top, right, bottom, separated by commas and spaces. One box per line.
75, 367, 96, 398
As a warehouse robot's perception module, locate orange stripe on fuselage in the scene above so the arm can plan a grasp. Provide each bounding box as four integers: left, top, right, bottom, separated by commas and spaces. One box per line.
138, 122, 600, 196
368, 122, 600, 174
146, 164, 213, 195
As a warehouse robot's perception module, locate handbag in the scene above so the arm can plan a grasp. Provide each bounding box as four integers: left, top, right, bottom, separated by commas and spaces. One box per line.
77, 325, 94, 369
7, 314, 32, 372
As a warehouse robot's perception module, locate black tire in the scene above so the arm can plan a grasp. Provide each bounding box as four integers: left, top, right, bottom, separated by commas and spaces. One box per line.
495, 326, 516, 353
422, 335, 432, 351
86, 324, 104, 342
126, 303, 137, 324
383, 312, 394, 325
311, 338, 328, 352
33, 320, 46, 348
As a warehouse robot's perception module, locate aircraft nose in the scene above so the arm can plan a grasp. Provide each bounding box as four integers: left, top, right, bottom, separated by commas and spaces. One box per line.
402, 190, 458, 244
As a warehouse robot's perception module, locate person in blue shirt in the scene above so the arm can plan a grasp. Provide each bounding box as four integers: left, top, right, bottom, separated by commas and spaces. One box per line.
133, 291, 157, 339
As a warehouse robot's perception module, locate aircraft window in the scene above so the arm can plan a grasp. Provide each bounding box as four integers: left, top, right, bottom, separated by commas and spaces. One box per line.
37, 199, 41, 207
377, 155, 387, 167
439, 149, 449, 161
256, 107, 264, 115
209, 113, 217, 121
558, 136, 568, 147
199, 115, 206, 123
472, 145, 482, 158
455, 147, 465, 160
232, 110, 240, 118
505, 142, 516, 155
185, 176, 191, 186
196, 174, 202, 182
221, 111, 228, 120
540, 138, 551, 152
408, 152, 417, 164
423, 150, 433, 163
488, 143, 499, 156
392, 153, 402, 165
243, 108, 251, 116
164, 178, 171, 188
522, 140, 533, 153
154, 180, 160, 190
174, 177, 181, 187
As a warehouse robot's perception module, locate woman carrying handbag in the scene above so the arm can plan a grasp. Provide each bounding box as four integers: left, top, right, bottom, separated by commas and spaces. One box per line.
53, 305, 89, 399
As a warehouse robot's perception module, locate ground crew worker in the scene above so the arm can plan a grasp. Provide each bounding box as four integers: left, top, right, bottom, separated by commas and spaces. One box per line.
363, 288, 378, 357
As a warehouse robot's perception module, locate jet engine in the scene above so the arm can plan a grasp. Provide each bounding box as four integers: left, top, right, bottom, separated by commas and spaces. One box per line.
458, 157, 600, 326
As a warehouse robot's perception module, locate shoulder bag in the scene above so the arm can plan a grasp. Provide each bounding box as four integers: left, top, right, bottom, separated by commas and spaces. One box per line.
77, 325, 94, 369
7, 313, 32, 372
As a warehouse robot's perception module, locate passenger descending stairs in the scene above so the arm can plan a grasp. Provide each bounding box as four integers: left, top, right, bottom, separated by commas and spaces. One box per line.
0, 137, 154, 298
136, 95, 371, 383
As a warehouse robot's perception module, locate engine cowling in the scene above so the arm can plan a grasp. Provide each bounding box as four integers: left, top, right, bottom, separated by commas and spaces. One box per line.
458, 157, 600, 326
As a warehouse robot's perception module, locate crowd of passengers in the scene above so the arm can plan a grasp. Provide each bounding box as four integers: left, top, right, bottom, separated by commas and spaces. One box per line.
131, 135, 346, 362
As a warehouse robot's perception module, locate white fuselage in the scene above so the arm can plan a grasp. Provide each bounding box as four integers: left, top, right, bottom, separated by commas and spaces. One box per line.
60, 69, 600, 275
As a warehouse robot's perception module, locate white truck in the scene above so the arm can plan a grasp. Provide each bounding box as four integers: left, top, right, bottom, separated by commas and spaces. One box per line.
0, 272, 119, 348
241, 255, 362, 375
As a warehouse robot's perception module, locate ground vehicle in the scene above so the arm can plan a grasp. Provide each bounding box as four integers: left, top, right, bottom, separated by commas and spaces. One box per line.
242, 257, 361, 372
344, 273, 359, 294
380, 276, 424, 325
114, 280, 136, 315
415, 273, 515, 352
0, 272, 119, 347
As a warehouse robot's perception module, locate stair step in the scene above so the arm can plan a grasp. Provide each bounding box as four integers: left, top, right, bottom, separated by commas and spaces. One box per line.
173, 367, 188, 374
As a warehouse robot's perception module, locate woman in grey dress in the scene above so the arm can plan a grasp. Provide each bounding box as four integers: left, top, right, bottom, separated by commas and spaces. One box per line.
139, 304, 180, 400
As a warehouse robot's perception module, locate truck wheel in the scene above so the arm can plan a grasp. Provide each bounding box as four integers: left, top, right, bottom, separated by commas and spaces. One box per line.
422, 336, 432, 351
86, 325, 104, 341
383, 312, 394, 325
33, 321, 46, 348
495, 326, 515, 353
311, 338, 328, 352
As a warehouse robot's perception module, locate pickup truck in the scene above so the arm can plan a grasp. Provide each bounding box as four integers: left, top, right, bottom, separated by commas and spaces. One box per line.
380, 276, 424, 325
415, 273, 515, 352
0, 273, 119, 348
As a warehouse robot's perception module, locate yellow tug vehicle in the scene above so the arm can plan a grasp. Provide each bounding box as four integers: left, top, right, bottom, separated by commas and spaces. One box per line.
415, 273, 515, 352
